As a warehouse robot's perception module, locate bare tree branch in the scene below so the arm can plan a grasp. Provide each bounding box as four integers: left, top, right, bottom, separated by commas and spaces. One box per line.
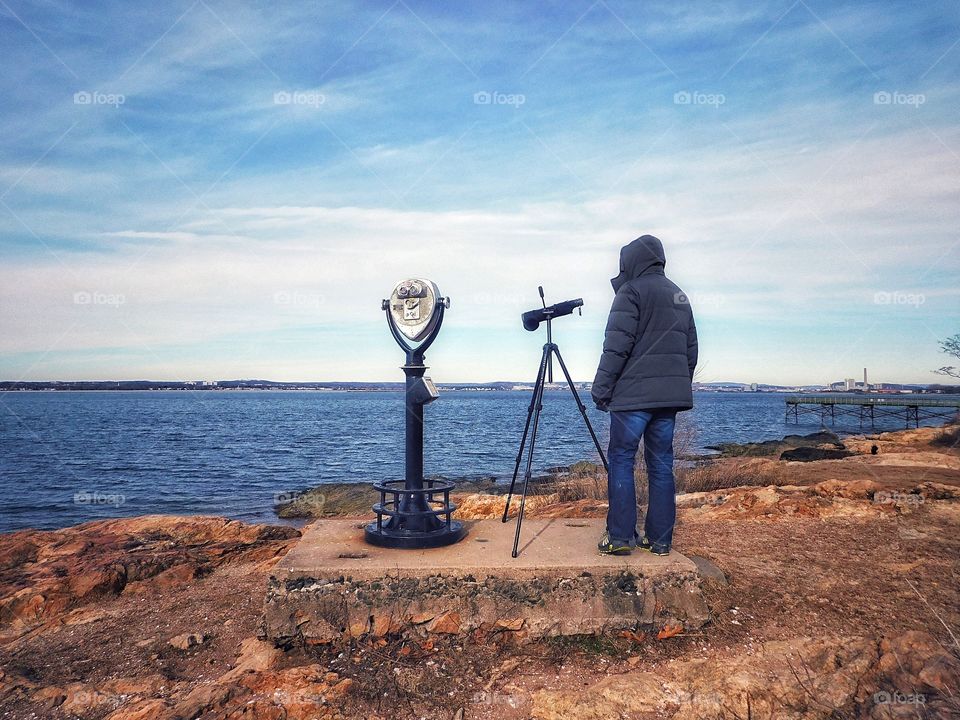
934, 334, 960, 378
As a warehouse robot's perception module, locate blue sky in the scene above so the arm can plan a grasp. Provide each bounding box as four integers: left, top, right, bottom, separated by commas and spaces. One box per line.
0, 0, 958, 384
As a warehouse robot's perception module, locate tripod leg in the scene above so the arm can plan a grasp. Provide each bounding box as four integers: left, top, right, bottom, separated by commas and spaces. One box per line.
553, 346, 609, 471
512, 356, 548, 558
502, 345, 550, 522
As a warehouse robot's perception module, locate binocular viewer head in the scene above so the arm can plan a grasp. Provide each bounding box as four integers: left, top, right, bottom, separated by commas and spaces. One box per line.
385, 278, 446, 343
521, 297, 584, 332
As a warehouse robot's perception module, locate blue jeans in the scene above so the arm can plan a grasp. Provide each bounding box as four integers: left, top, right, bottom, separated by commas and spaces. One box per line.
606, 409, 677, 552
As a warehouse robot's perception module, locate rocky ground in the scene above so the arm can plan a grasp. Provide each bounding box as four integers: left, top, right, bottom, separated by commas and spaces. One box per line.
1, 424, 958, 719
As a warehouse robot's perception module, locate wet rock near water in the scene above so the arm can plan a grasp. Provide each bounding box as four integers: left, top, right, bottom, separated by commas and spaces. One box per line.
275, 477, 507, 518
706, 430, 845, 458
780, 446, 854, 461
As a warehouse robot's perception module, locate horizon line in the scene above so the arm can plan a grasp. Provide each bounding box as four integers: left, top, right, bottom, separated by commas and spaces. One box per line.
1, 379, 951, 388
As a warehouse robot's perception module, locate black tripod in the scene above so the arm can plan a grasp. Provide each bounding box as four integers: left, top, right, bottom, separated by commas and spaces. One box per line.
501, 290, 609, 558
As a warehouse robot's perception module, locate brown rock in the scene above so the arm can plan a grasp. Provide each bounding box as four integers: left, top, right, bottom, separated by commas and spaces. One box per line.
0, 538, 39, 571
813, 478, 881, 499
455, 493, 560, 520
428, 610, 461, 634
31, 686, 66, 709
224, 637, 283, 678
1, 669, 37, 700
371, 613, 392, 637
69, 565, 127, 599
124, 563, 197, 594
532, 635, 879, 720
879, 630, 960, 694
0, 516, 299, 632
104, 699, 172, 720
347, 617, 369, 637
172, 662, 349, 719
61, 684, 113, 715
168, 632, 210, 651
62, 607, 112, 626
688, 555, 728, 587
101, 674, 169, 696
533, 672, 666, 718
328, 677, 354, 699
169, 682, 234, 720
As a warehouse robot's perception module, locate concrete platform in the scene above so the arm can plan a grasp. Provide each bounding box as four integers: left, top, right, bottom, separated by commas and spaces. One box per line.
263, 518, 709, 645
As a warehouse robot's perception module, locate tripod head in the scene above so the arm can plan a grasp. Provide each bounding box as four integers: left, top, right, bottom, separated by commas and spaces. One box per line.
520, 287, 584, 383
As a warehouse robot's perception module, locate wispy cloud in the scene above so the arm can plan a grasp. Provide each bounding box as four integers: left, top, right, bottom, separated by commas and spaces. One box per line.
1, 0, 958, 384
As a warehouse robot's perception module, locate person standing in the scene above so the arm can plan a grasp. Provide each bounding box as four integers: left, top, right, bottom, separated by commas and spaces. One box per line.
591, 235, 698, 556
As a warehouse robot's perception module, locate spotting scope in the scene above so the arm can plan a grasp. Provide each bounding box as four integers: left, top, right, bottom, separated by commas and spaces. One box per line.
521, 296, 583, 331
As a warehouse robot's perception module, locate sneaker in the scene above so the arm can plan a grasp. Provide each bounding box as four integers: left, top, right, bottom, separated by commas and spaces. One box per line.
598, 532, 632, 555
638, 537, 670, 556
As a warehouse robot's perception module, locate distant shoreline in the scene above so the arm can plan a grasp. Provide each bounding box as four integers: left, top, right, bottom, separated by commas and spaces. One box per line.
2, 385, 954, 394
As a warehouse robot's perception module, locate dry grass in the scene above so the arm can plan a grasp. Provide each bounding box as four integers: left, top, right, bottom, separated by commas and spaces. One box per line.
678, 457, 782, 494
931, 422, 960, 449
551, 422, 783, 506
554, 462, 606, 502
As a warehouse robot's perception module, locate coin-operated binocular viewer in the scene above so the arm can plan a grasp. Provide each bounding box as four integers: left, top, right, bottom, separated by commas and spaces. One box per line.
365, 279, 467, 548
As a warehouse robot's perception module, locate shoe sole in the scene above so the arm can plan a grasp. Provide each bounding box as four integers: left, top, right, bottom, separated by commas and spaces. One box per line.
639, 544, 670, 556
598, 548, 632, 556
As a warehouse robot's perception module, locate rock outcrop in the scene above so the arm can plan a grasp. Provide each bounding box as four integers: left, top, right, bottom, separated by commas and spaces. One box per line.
532, 631, 960, 719
0, 515, 299, 638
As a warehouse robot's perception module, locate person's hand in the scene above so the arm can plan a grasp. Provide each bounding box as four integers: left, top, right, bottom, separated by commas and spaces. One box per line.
594, 399, 610, 413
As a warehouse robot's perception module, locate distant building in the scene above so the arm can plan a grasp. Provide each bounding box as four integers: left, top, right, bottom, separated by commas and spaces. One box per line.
750, 383, 758, 392
845, 378, 856, 391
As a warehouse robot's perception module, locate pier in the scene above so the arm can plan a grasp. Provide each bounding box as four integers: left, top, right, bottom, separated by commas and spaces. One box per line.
785, 394, 960, 428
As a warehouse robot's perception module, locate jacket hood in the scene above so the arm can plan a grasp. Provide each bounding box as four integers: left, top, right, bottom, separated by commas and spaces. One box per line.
611, 235, 666, 292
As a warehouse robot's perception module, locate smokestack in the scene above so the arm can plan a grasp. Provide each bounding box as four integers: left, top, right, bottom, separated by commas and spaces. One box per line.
864, 367, 867, 386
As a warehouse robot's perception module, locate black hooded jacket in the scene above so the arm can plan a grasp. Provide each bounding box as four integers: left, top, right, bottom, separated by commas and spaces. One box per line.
591, 235, 698, 412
